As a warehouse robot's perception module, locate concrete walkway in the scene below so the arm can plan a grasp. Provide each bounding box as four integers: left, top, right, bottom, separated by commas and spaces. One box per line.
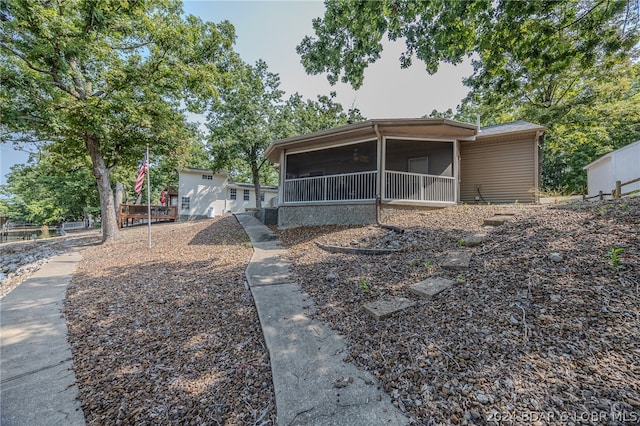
1, 251, 85, 426
235, 213, 409, 426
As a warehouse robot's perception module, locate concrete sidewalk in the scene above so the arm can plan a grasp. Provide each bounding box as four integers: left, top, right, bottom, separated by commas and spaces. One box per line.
1, 251, 85, 426
235, 213, 409, 426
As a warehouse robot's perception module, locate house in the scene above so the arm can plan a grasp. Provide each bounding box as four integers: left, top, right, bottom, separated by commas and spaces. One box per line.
264, 118, 545, 228
583, 140, 640, 198
177, 168, 278, 220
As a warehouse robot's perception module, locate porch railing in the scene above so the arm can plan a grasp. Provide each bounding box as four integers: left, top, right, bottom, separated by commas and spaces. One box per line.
282, 170, 456, 204
385, 170, 456, 202
283, 171, 377, 203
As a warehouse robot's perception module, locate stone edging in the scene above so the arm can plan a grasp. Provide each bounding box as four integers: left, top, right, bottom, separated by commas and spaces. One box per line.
315, 241, 403, 255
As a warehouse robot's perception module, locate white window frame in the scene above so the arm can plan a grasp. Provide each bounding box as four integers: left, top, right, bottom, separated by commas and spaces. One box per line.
181, 196, 190, 210
243, 189, 250, 201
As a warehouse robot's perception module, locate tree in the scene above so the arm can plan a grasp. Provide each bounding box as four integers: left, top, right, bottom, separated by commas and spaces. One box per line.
1, 0, 236, 242
279, 91, 365, 137
207, 60, 283, 209
536, 61, 640, 191
298, 1, 638, 89
207, 59, 367, 208
0, 147, 99, 224
297, 0, 640, 193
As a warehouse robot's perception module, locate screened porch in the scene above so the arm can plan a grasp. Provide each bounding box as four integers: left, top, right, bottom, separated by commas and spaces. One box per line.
282, 139, 457, 205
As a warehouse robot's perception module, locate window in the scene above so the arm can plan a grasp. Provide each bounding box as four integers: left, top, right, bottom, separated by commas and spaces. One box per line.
260, 191, 265, 202
243, 189, 250, 201
202, 174, 213, 180
230, 188, 237, 200
181, 196, 190, 210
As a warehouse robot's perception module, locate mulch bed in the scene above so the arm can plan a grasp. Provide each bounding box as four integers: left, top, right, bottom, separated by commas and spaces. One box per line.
64, 217, 276, 425
278, 200, 640, 425
11, 199, 638, 425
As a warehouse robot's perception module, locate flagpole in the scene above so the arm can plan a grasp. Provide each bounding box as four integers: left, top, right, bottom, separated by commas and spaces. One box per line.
146, 144, 152, 248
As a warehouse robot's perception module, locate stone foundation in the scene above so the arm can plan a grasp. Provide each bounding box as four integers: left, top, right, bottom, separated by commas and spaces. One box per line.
277, 203, 377, 228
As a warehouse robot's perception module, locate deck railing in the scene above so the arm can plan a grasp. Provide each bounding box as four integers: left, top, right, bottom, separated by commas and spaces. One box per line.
62, 221, 90, 231
118, 204, 178, 228
384, 170, 456, 202
283, 171, 377, 203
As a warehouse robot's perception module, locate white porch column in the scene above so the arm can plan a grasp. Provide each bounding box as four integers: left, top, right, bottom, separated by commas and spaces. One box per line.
375, 124, 384, 199
454, 139, 460, 203
279, 150, 286, 205
380, 136, 387, 200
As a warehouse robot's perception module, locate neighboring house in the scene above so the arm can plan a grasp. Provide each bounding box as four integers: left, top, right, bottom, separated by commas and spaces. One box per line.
583, 140, 640, 198
177, 168, 277, 220
264, 118, 545, 228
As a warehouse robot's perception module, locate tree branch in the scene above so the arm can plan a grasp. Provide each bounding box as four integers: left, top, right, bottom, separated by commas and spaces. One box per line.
557, 0, 607, 32
0, 43, 81, 99
0, 43, 53, 75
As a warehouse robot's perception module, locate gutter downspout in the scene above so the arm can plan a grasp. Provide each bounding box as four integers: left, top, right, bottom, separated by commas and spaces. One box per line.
374, 123, 404, 234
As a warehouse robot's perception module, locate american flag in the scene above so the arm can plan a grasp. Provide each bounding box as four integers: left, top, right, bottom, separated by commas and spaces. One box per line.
134, 154, 148, 195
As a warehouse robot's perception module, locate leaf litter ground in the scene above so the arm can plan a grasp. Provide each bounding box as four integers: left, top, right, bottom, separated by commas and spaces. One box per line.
8, 200, 639, 425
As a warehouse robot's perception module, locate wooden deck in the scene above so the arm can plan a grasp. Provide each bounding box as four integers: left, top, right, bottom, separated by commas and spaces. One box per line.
118, 204, 178, 228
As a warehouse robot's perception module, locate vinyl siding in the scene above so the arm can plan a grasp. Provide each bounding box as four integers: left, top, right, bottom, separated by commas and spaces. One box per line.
460, 135, 537, 203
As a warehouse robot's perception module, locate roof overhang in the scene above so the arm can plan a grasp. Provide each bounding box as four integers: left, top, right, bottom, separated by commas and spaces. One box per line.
476, 122, 546, 141
265, 118, 478, 163
177, 167, 228, 176
583, 139, 640, 170
227, 182, 278, 191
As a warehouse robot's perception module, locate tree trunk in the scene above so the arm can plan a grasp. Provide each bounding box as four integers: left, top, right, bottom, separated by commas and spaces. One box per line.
252, 167, 262, 209
85, 134, 120, 243
114, 182, 124, 220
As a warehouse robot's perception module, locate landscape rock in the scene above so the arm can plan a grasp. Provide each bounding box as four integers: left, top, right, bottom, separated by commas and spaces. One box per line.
548, 252, 563, 262
1, 241, 70, 298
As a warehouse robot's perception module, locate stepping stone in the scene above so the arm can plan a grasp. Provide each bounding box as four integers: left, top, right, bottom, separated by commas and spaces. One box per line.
363, 297, 416, 320
442, 251, 472, 270
483, 215, 513, 226
409, 277, 455, 299
463, 233, 487, 247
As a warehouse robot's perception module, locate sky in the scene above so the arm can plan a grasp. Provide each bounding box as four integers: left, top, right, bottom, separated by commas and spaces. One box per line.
0, 0, 472, 186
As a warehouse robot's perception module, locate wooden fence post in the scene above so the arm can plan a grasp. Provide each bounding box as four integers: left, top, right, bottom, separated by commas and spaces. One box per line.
615, 181, 622, 198
599, 190, 603, 200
